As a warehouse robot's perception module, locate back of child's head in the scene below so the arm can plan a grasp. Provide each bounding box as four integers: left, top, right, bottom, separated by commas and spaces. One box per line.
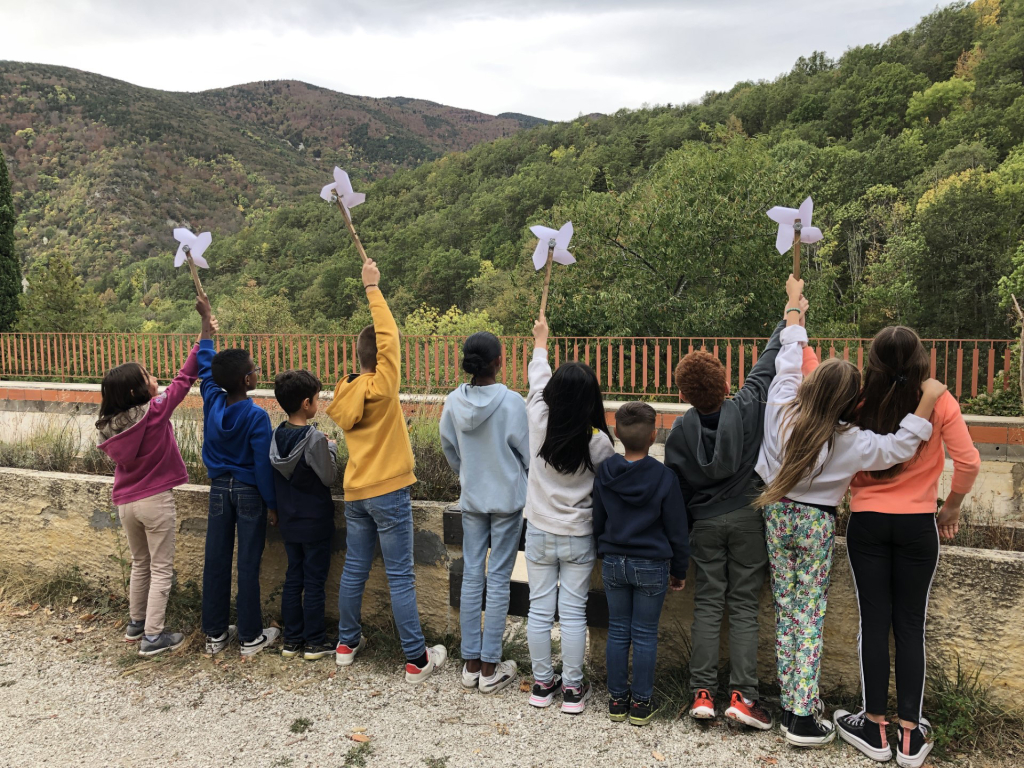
462, 332, 502, 384
99, 362, 151, 420
615, 401, 657, 454
540, 361, 610, 475
274, 369, 322, 415
674, 351, 727, 413
357, 324, 377, 371
211, 348, 252, 393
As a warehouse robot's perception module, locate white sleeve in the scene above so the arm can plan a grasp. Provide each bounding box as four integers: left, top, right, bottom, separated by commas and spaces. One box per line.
851, 414, 935, 472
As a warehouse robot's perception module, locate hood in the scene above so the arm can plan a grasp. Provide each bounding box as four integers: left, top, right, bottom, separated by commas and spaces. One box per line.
446, 383, 509, 433
96, 404, 151, 464
597, 454, 663, 507
325, 373, 367, 431
269, 424, 313, 480
677, 399, 746, 480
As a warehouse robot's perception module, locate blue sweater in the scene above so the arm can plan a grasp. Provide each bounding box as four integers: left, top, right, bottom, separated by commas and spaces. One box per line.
593, 454, 690, 579
198, 340, 277, 508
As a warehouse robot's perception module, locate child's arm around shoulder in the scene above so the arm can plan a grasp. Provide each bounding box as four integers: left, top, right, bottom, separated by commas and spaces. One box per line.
305, 428, 338, 488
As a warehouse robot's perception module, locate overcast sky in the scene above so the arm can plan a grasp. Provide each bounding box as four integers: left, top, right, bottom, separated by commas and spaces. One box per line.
2, 1, 948, 121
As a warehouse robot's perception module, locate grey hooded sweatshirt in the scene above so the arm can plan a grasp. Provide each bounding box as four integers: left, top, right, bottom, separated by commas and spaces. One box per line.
440, 383, 530, 514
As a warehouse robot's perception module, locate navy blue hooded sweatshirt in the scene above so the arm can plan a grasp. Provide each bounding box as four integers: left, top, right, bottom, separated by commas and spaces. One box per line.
269, 423, 337, 543
593, 454, 690, 579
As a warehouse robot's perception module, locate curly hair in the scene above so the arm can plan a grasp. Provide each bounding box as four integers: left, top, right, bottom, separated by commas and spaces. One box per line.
674, 351, 727, 413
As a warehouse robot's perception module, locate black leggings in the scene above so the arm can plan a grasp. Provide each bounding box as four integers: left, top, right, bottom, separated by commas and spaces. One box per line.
846, 512, 939, 724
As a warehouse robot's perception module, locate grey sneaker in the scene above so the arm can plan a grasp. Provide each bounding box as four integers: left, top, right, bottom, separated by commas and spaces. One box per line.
138, 632, 186, 657
240, 627, 281, 657
124, 620, 145, 643
205, 625, 238, 655
478, 660, 518, 694
405, 645, 448, 683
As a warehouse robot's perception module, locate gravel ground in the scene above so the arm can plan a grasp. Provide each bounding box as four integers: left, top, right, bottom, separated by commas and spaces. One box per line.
0, 611, 903, 768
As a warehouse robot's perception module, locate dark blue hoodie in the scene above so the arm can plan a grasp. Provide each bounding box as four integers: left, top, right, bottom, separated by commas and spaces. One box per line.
198, 339, 277, 508
269, 423, 337, 543
593, 454, 690, 579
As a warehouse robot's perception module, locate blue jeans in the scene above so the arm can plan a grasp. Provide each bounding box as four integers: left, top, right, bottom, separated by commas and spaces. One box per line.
460, 510, 523, 664
337, 487, 426, 661
282, 539, 332, 646
202, 477, 268, 643
603, 555, 669, 703
524, 521, 595, 687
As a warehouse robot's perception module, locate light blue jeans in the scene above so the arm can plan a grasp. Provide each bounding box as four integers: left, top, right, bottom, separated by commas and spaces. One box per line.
525, 521, 595, 687
460, 510, 523, 664
337, 487, 426, 661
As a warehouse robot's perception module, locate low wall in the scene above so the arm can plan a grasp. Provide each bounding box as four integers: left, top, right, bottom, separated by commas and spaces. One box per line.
2, 467, 1022, 707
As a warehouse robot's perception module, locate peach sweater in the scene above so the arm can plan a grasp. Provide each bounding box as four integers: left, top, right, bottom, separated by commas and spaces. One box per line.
849, 391, 980, 514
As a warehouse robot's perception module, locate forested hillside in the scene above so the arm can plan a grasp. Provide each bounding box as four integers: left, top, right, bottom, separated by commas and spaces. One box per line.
7, 0, 1024, 341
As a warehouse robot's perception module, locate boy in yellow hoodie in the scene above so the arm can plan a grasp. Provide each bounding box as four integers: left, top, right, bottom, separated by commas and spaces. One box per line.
327, 258, 447, 683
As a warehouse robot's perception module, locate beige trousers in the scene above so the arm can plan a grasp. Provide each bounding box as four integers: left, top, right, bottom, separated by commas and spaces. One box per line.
117, 491, 176, 636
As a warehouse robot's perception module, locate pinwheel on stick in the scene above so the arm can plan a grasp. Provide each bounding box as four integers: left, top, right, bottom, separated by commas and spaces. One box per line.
173, 228, 212, 300
320, 166, 368, 262
766, 196, 823, 279
529, 221, 575, 321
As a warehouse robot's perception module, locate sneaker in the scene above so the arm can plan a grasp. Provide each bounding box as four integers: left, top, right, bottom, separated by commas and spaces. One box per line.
786, 711, 836, 748
690, 688, 716, 720
138, 632, 185, 657
303, 643, 334, 661
609, 694, 631, 722
281, 640, 303, 659
240, 627, 281, 657
479, 660, 518, 694
462, 663, 480, 689
725, 691, 774, 730
335, 636, 366, 667
783, 700, 825, 734
405, 645, 448, 684
561, 681, 592, 715
124, 620, 145, 643
629, 698, 660, 726
529, 674, 562, 708
896, 718, 933, 768
205, 625, 238, 655
835, 710, 893, 762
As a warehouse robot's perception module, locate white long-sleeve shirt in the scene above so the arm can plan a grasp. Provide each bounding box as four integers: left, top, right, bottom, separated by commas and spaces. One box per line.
755, 326, 934, 507
524, 348, 616, 536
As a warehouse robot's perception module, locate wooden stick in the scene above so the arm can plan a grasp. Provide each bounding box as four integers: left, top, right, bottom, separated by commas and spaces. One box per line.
334, 194, 368, 263
183, 247, 207, 300
792, 218, 802, 280
538, 240, 555, 321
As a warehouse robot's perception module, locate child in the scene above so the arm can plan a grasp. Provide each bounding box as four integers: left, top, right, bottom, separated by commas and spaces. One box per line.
755, 289, 946, 748
593, 401, 689, 726
326, 258, 447, 683
199, 320, 280, 657
270, 369, 338, 661
97, 297, 215, 657
663, 278, 799, 729
440, 331, 530, 694
835, 326, 980, 768
524, 316, 615, 715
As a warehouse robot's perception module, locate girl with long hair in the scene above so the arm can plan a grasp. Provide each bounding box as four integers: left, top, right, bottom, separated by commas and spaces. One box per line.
834, 327, 980, 768
756, 298, 946, 749
523, 316, 614, 715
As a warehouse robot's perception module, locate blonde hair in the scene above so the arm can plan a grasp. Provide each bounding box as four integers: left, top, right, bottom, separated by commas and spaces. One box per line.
756, 358, 862, 507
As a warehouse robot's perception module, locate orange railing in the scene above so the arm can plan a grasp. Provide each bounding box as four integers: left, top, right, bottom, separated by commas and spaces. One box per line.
0, 333, 1015, 400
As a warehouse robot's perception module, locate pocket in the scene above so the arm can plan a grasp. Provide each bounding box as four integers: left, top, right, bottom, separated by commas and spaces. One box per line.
567, 534, 596, 565
237, 492, 264, 522
632, 562, 669, 597
209, 491, 225, 518
524, 527, 548, 564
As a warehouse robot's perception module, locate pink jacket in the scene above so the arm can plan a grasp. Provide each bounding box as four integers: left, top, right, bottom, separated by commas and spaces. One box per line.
97, 346, 199, 505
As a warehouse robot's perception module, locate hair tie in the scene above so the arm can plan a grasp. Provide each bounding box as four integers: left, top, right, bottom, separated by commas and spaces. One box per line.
895, 374, 907, 385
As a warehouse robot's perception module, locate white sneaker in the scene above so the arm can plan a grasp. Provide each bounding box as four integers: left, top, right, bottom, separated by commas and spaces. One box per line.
335, 636, 366, 667
461, 663, 480, 689
479, 660, 518, 694
240, 627, 281, 657
405, 645, 448, 684
205, 625, 237, 655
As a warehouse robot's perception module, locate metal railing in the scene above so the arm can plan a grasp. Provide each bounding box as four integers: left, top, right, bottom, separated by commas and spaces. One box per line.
0, 333, 1015, 400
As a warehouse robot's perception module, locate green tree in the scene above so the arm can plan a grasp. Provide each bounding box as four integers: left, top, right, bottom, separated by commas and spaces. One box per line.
18, 253, 106, 332
215, 281, 300, 334
0, 151, 18, 331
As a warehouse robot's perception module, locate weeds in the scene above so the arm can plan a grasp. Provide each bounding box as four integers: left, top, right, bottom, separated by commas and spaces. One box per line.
0, 415, 80, 473
343, 742, 373, 767
289, 717, 312, 734
424, 758, 449, 768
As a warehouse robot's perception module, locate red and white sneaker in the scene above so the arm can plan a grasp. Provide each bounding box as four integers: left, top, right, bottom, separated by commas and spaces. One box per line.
405, 645, 448, 684
725, 691, 774, 730
335, 636, 366, 667
689, 688, 716, 720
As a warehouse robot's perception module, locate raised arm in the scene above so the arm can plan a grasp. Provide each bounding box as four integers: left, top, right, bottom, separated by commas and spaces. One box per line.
742, 274, 804, 400
526, 317, 552, 424
363, 259, 402, 399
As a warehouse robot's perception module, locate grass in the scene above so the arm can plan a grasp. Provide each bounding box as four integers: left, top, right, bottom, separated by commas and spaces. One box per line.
343, 742, 373, 767
423, 758, 449, 768
0, 415, 80, 473
289, 717, 312, 734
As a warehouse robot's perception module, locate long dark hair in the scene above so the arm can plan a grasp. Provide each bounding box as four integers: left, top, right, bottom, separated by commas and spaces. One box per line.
855, 326, 931, 480
462, 332, 502, 385
539, 361, 611, 475
98, 362, 152, 421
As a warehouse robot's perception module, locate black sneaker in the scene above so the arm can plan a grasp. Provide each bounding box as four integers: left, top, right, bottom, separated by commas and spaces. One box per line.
835, 709, 892, 762
609, 694, 631, 722
561, 681, 592, 715
896, 718, 933, 768
780, 709, 793, 734
138, 632, 185, 657
629, 698, 659, 726
529, 673, 562, 708
786, 711, 836, 748
303, 643, 335, 661
124, 620, 145, 642
281, 640, 303, 659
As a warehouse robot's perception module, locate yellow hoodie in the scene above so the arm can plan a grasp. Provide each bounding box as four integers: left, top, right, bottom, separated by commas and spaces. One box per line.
326, 290, 416, 500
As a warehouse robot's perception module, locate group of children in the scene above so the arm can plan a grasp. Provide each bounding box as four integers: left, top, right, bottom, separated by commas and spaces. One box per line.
96, 260, 979, 768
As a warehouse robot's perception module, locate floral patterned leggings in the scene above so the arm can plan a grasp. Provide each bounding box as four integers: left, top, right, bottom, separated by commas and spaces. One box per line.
763, 500, 835, 717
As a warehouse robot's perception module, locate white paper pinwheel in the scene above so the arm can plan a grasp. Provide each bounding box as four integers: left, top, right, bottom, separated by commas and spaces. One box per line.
529, 222, 575, 271
320, 166, 366, 214
173, 228, 211, 269
766, 197, 823, 255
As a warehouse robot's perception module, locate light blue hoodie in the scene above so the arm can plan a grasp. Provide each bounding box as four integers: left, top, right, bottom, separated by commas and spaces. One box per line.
440, 383, 530, 514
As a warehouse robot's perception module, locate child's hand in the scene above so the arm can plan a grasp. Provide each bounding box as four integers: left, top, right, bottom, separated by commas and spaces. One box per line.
328, 439, 337, 448
195, 295, 212, 319
533, 316, 549, 349
670, 576, 686, 592
362, 258, 380, 290
798, 295, 809, 328
210, 314, 220, 334
921, 378, 948, 401
936, 501, 960, 540
267, 509, 278, 527
786, 273, 804, 303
